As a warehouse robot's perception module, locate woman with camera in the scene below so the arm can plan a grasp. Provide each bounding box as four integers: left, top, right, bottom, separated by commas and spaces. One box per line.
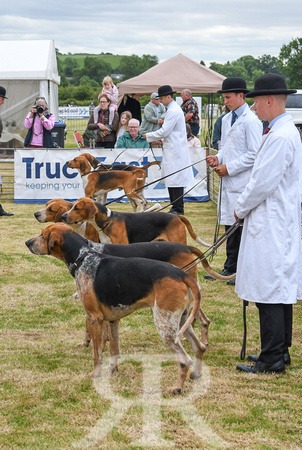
24, 97, 55, 148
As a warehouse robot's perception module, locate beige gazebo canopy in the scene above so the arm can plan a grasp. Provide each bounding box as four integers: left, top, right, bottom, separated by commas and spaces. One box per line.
117, 53, 225, 100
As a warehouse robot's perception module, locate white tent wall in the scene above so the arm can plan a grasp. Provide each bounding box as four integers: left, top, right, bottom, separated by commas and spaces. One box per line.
0, 40, 60, 146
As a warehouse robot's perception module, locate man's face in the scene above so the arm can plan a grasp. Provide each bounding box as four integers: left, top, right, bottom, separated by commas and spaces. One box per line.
128, 121, 139, 139
222, 92, 244, 111
0, 97, 5, 106
181, 91, 189, 101
252, 96, 269, 121
151, 98, 160, 106
158, 95, 171, 106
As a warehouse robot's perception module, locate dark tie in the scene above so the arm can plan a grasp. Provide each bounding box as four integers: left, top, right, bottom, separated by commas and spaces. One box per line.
231, 111, 237, 126
263, 126, 270, 135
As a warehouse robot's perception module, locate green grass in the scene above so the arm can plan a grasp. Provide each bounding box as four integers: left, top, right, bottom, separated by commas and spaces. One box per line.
57, 53, 123, 71
0, 201, 301, 449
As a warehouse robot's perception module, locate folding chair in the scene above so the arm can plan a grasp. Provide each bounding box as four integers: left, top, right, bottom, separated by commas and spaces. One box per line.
73, 131, 85, 149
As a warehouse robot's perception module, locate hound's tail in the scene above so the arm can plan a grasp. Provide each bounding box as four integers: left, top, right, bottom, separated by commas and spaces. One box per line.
179, 216, 211, 248
188, 246, 236, 280
175, 275, 201, 344
141, 161, 161, 171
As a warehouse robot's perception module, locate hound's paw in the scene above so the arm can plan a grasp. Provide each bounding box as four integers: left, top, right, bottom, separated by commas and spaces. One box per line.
190, 371, 202, 380
108, 364, 119, 373
70, 292, 79, 300
166, 386, 182, 395
77, 341, 90, 348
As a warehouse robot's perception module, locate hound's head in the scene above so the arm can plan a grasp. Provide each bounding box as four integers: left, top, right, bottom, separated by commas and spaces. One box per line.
80, 152, 100, 169
34, 198, 73, 223
25, 223, 75, 258
66, 155, 92, 174
61, 197, 102, 225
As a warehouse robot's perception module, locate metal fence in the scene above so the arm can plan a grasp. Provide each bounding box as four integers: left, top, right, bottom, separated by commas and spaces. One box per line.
206, 148, 219, 205
0, 159, 14, 200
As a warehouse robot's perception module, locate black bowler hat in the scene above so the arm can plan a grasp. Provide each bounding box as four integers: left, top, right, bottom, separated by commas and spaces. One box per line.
156, 85, 176, 98
0, 86, 7, 99
245, 73, 297, 98
217, 77, 249, 94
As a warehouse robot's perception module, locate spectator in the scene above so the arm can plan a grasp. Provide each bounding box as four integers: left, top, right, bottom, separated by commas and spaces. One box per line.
88, 93, 119, 148
144, 85, 194, 215
186, 124, 201, 148
181, 89, 200, 136
118, 94, 142, 122
140, 92, 166, 134
116, 118, 149, 149
0, 86, 14, 217
24, 97, 55, 148
115, 110, 132, 146
205, 77, 262, 285
212, 106, 230, 150
235, 74, 301, 374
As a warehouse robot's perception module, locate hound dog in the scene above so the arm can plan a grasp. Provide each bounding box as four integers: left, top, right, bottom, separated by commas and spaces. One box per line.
61, 197, 211, 247
66, 155, 148, 212
81, 152, 162, 211
34, 198, 99, 243
72, 229, 235, 349
81, 152, 161, 173
26, 223, 206, 394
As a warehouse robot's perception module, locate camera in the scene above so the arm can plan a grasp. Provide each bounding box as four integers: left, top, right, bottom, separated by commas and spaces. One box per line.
35, 104, 44, 115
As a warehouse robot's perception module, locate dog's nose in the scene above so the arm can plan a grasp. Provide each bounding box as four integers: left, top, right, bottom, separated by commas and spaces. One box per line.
61, 213, 68, 222
25, 238, 34, 249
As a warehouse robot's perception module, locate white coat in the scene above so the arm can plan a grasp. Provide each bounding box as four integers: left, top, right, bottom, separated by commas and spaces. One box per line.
217, 106, 262, 224
146, 100, 194, 188
235, 114, 302, 304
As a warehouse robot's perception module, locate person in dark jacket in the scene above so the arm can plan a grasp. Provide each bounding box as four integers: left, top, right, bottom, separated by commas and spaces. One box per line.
88, 93, 119, 148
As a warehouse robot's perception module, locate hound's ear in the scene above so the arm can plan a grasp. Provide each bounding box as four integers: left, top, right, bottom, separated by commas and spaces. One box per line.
47, 232, 59, 254
87, 202, 98, 219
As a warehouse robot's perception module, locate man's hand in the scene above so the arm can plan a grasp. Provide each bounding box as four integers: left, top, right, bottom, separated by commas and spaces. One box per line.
206, 155, 219, 167
215, 164, 228, 178
158, 119, 164, 125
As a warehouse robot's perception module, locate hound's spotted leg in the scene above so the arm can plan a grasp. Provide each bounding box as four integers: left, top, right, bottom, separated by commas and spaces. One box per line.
152, 303, 192, 395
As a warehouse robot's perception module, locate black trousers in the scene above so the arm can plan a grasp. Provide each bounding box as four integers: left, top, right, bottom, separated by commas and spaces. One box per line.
256, 303, 292, 364
168, 187, 184, 214
224, 225, 242, 273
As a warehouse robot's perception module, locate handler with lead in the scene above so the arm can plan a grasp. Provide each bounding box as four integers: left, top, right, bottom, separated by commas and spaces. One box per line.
234, 74, 302, 374
143, 85, 194, 216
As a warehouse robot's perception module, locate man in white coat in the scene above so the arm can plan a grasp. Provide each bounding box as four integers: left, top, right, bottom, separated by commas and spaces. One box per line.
235, 73, 301, 374
143, 85, 194, 215
206, 78, 262, 284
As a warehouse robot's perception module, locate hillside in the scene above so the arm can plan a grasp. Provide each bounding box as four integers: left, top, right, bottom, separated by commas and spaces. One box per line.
57, 53, 123, 71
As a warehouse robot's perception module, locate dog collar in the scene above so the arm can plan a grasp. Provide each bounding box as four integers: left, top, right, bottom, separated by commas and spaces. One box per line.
69, 250, 90, 277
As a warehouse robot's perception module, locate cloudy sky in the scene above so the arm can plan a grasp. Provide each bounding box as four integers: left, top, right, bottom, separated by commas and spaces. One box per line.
1, 1, 301, 65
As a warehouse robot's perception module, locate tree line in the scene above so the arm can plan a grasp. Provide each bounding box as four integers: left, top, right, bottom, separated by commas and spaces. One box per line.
57, 37, 302, 106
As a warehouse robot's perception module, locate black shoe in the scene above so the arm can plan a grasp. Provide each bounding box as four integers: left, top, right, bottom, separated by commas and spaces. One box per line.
0, 204, 14, 216
220, 269, 235, 276
204, 268, 234, 281
226, 277, 236, 286
248, 352, 291, 366
236, 360, 285, 374
168, 209, 183, 216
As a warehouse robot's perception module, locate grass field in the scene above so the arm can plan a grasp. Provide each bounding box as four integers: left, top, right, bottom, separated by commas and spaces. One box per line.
0, 200, 301, 449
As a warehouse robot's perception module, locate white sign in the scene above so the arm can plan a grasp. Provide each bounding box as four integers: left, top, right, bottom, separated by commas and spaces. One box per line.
58, 106, 90, 119
14, 147, 209, 204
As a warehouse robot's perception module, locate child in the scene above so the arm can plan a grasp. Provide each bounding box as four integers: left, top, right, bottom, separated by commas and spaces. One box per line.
115, 111, 132, 147
101, 76, 118, 126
